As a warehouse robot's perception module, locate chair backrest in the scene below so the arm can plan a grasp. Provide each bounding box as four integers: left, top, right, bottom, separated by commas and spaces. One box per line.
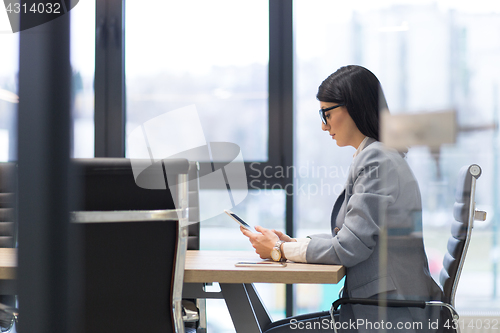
73, 158, 201, 250
72, 158, 191, 333
76, 215, 179, 332
0, 163, 16, 248
0, 159, 202, 250
439, 164, 482, 306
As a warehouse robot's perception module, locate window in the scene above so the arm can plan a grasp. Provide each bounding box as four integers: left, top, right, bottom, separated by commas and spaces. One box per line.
125, 0, 269, 162
70, 0, 96, 158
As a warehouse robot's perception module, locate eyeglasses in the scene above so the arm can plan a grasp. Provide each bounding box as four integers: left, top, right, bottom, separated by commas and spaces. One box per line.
319, 104, 345, 125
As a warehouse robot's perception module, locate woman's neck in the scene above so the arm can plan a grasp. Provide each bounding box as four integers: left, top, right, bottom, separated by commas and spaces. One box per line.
352, 135, 368, 150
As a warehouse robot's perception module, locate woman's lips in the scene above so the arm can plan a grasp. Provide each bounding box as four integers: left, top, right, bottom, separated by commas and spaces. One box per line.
331, 134, 336, 139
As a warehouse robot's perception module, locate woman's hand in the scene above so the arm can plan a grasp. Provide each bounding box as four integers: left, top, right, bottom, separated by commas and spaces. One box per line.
240, 226, 279, 259
272, 229, 296, 243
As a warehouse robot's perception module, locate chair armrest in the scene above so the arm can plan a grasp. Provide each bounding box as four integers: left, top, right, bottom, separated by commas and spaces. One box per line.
332, 298, 459, 321
329, 298, 459, 333
332, 298, 426, 311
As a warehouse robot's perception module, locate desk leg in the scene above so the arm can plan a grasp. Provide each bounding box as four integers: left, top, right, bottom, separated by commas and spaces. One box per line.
220, 283, 272, 333
244, 283, 272, 329
183, 283, 224, 299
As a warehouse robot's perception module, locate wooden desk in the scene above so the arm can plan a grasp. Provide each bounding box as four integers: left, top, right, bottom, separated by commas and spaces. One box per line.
0, 249, 345, 284
184, 250, 345, 284
0, 248, 16, 280
183, 250, 345, 333
0, 248, 17, 296
0, 249, 345, 333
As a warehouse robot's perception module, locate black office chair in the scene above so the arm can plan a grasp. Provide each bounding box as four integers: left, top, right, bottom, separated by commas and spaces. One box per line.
331, 164, 486, 333
74, 158, 201, 248
75, 213, 184, 332
73, 158, 194, 333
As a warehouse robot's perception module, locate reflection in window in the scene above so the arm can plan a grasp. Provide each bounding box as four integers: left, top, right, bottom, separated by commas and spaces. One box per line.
295, 0, 500, 315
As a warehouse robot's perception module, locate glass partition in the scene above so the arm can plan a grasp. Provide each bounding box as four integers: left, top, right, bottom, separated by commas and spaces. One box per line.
294, 0, 500, 319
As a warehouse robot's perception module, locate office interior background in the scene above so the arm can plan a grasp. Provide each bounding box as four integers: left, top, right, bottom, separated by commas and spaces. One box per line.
1, 0, 500, 331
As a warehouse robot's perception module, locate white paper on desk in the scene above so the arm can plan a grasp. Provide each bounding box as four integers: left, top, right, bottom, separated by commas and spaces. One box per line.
235, 261, 287, 267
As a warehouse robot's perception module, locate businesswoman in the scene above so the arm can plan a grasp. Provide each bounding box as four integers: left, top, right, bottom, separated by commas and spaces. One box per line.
241, 65, 443, 332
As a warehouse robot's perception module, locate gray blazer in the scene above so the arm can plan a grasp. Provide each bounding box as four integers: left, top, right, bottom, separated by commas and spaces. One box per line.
306, 138, 442, 332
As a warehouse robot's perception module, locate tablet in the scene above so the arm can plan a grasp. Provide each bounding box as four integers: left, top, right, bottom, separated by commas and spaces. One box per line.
224, 209, 256, 232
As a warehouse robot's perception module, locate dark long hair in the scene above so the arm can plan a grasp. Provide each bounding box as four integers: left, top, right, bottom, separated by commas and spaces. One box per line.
316, 65, 388, 142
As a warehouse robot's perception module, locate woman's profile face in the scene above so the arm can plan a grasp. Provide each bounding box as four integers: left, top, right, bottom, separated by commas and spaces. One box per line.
320, 101, 363, 148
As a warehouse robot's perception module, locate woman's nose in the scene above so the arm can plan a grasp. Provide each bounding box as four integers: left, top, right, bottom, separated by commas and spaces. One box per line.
321, 122, 329, 131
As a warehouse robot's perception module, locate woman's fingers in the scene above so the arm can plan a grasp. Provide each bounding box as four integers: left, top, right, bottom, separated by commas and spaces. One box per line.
255, 226, 276, 238
254, 225, 266, 233
273, 229, 292, 242
240, 226, 252, 237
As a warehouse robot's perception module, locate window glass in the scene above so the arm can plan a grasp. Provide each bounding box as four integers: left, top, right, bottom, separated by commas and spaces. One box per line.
70, 0, 95, 157
295, 0, 500, 315
125, 0, 269, 162
0, 11, 18, 162
126, 3, 270, 329
0, 3, 95, 161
